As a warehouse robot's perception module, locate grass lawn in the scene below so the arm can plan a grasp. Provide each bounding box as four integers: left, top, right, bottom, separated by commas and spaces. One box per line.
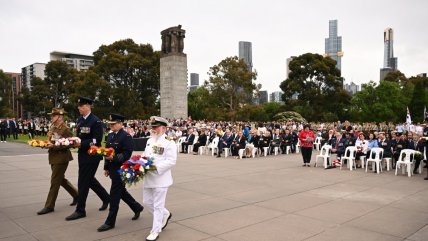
9, 134, 48, 144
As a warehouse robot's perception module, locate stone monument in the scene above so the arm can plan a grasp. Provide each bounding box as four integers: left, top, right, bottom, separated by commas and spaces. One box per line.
160, 25, 188, 119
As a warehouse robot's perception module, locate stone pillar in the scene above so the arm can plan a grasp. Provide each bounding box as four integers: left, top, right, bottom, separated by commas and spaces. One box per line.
160, 25, 188, 119
160, 55, 188, 119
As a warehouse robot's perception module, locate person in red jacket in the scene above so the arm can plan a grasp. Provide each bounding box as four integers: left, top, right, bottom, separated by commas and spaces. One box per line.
298, 124, 315, 167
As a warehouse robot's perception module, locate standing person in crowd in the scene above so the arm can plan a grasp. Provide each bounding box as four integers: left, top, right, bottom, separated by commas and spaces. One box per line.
66, 96, 110, 221
97, 114, 144, 232
142, 116, 176, 241
291, 130, 299, 153
0, 119, 7, 142
37, 108, 78, 215
298, 124, 315, 167
9, 118, 18, 139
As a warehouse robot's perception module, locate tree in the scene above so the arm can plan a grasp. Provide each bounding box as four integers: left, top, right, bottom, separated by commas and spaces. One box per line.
350, 81, 407, 123
383, 70, 408, 87
68, 70, 112, 119
280, 53, 350, 121
21, 77, 52, 117
408, 75, 428, 123
187, 87, 211, 120
0, 70, 13, 117
204, 56, 258, 120
44, 60, 77, 107
93, 39, 160, 118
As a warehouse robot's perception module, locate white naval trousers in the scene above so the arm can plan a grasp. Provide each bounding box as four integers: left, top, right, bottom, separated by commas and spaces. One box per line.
143, 187, 169, 233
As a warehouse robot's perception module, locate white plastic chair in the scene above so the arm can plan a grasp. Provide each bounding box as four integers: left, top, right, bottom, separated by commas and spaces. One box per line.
313, 137, 322, 151
365, 147, 384, 174
314, 144, 332, 168
187, 135, 199, 154
209, 137, 219, 156
176, 136, 186, 153
395, 149, 416, 177
340, 146, 357, 170
198, 139, 210, 155
296, 140, 301, 153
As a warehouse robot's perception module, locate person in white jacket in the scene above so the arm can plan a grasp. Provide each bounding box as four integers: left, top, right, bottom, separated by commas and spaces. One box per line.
143, 116, 177, 241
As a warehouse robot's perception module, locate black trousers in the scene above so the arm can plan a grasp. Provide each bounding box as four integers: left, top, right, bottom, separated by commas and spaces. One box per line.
76, 160, 110, 214
105, 166, 142, 226
0, 130, 6, 141
12, 129, 18, 139
301, 147, 312, 164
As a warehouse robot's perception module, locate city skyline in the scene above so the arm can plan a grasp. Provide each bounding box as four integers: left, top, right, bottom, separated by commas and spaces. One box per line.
325, 20, 343, 71
1, 0, 427, 93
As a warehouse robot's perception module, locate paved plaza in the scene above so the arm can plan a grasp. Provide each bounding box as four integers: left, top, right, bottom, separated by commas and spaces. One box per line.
1, 142, 428, 241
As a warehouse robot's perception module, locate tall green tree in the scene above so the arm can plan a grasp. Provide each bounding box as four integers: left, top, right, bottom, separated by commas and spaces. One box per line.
408, 75, 428, 123
21, 77, 52, 116
44, 60, 77, 107
204, 56, 258, 120
93, 39, 160, 118
0, 70, 13, 117
188, 87, 211, 120
383, 70, 408, 87
280, 53, 350, 121
68, 70, 112, 119
350, 80, 407, 123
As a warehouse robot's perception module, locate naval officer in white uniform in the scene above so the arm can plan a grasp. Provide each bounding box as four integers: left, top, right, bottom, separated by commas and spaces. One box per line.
143, 116, 177, 241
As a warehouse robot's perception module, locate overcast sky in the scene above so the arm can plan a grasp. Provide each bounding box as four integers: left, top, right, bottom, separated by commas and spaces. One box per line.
1, 0, 427, 93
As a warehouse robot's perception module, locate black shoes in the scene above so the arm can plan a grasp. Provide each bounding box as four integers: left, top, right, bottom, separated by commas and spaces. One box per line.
65, 212, 86, 221
99, 202, 109, 211
97, 223, 114, 232
132, 206, 144, 220
70, 196, 78, 206
424, 177, 428, 180
37, 207, 54, 215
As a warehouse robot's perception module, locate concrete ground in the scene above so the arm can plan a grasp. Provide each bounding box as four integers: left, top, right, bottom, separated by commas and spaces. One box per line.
1, 142, 428, 241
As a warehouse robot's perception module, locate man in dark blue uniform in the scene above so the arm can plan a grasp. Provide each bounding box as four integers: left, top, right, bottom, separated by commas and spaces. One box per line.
66, 96, 110, 221
97, 113, 144, 232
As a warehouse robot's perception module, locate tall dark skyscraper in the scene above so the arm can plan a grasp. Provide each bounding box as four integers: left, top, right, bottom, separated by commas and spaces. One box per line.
383, 28, 397, 70
380, 27, 398, 80
325, 20, 343, 71
239, 41, 253, 71
189, 73, 199, 92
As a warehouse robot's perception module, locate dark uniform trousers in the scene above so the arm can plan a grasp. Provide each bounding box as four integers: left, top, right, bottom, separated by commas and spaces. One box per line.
75, 113, 110, 214
103, 129, 142, 226
45, 162, 78, 208
76, 158, 110, 214
105, 165, 142, 226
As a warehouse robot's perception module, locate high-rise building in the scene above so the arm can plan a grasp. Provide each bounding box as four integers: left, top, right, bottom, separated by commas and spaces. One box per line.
380, 28, 398, 80
21, 63, 46, 90
344, 82, 359, 95
270, 91, 284, 103
258, 90, 268, 104
189, 73, 199, 92
50, 51, 94, 71
286, 56, 296, 79
239, 41, 253, 72
325, 20, 343, 71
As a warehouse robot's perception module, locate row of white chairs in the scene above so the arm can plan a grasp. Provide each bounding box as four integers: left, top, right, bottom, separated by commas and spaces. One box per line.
314, 144, 423, 177
177, 136, 301, 159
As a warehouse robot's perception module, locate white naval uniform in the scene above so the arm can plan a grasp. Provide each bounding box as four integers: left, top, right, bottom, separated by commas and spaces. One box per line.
142, 133, 177, 233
